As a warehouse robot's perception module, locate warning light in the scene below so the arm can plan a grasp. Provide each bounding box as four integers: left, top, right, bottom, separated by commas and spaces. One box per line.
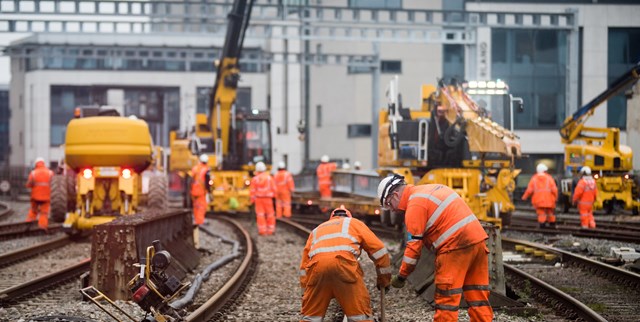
307, 200, 313, 205
121, 169, 132, 179
83, 169, 93, 179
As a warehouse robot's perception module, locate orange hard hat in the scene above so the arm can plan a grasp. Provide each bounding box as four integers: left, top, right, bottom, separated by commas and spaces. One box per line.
330, 206, 352, 218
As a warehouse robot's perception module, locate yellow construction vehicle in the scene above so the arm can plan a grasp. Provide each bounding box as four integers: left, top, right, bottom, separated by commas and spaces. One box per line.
559, 64, 640, 214
169, 0, 270, 213
378, 78, 522, 227
51, 107, 167, 234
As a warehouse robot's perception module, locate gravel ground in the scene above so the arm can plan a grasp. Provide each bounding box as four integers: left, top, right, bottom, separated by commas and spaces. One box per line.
0, 200, 31, 224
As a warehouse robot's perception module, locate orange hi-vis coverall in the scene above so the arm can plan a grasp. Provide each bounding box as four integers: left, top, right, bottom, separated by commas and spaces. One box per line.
274, 169, 295, 218
250, 172, 277, 235
190, 163, 209, 225
398, 184, 493, 322
299, 214, 391, 322
26, 161, 53, 229
316, 162, 337, 199
573, 176, 598, 229
522, 172, 558, 224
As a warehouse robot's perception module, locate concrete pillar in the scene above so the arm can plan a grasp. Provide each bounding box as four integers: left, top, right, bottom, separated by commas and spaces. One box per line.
627, 82, 640, 170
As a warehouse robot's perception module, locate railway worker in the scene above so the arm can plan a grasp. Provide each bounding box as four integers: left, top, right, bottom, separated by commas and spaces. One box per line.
274, 161, 295, 219
573, 166, 597, 229
250, 161, 277, 235
522, 163, 558, 229
190, 154, 211, 226
299, 207, 391, 322
26, 157, 53, 230
378, 174, 494, 322
316, 154, 337, 200
353, 161, 362, 171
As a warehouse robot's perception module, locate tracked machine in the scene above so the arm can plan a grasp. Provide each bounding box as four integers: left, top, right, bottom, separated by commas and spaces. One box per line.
50, 107, 167, 234
559, 63, 640, 214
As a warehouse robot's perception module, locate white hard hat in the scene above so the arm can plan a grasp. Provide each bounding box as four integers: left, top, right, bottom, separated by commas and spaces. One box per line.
353, 161, 362, 169
377, 174, 405, 207
278, 161, 286, 169
255, 162, 267, 173
580, 166, 591, 175
199, 154, 209, 163
321, 155, 330, 163
34, 157, 45, 165
342, 163, 351, 170
536, 163, 548, 174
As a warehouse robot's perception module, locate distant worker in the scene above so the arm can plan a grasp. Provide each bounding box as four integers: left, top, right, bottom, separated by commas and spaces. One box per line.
299, 207, 391, 322
342, 162, 351, 170
353, 161, 362, 171
522, 163, 558, 229
26, 157, 53, 230
573, 166, 597, 229
316, 155, 337, 199
190, 154, 211, 226
274, 161, 295, 219
250, 161, 277, 235
378, 175, 493, 322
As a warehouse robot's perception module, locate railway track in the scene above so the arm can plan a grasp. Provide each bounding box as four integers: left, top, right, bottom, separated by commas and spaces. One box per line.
503, 237, 640, 322
0, 221, 63, 241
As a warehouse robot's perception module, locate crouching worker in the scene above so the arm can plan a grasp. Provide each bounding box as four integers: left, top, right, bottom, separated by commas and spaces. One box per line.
299, 207, 391, 322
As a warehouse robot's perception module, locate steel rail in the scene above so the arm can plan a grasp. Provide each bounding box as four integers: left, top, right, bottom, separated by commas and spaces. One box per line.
0, 235, 72, 268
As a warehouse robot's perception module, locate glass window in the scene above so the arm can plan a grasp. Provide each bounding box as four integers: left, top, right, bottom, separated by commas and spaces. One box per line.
492, 30, 507, 63
607, 28, 640, 129
349, 0, 401, 9
50, 86, 92, 146
443, 45, 464, 81
347, 124, 371, 138
381, 60, 402, 74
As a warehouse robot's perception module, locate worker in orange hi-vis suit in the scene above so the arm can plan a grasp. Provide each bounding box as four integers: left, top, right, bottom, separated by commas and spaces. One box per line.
379, 175, 493, 322
316, 155, 337, 199
572, 166, 598, 229
190, 154, 211, 226
250, 161, 277, 235
274, 161, 295, 218
299, 207, 391, 322
26, 157, 53, 230
522, 163, 558, 229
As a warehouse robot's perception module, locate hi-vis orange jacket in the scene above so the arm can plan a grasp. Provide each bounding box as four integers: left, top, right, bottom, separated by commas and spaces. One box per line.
250, 172, 276, 199
274, 170, 295, 194
190, 163, 209, 197
573, 176, 597, 205
316, 162, 337, 186
26, 162, 53, 201
522, 173, 558, 209
397, 184, 488, 278
299, 215, 391, 288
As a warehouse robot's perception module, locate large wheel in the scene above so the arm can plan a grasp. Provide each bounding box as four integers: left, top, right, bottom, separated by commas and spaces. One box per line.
183, 176, 192, 208
380, 209, 392, 227
148, 174, 168, 210
50, 175, 68, 223
499, 212, 512, 227
66, 172, 77, 212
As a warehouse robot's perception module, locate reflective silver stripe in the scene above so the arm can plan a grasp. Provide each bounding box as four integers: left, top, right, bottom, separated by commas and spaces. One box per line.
409, 192, 442, 205
463, 285, 490, 291
343, 217, 352, 234
299, 270, 306, 276
301, 316, 323, 322
403, 256, 418, 265
406, 239, 421, 245
435, 304, 459, 311
308, 245, 359, 258
436, 287, 463, 296
347, 314, 373, 321
372, 247, 388, 259
578, 201, 592, 205
426, 193, 458, 230
33, 182, 49, 186
467, 300, 491, 307
432, 214, 477, 249
378, 266, 393, 274
312, 232, 358, 246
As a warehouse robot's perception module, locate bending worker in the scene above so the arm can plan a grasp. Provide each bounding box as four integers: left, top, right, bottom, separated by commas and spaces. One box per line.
190, 154, 211, 226
316, 155, 337, 199
274, 161, 295, 219
379, 175, 493, 322
26, 157, 53, 230
299, 207, 391, 322
250, 161, 276, 235
573, 166, 597, 229
522, 163, 558, 228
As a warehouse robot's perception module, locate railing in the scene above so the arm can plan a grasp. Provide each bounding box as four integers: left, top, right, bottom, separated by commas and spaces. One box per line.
294, 170, 381, 199
0, 166, 31, 199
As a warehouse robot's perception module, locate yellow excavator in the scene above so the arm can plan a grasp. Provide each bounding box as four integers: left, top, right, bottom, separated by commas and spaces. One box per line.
169, 0, 271, 213
559, 63, 640, 215
378, 77, 522, 227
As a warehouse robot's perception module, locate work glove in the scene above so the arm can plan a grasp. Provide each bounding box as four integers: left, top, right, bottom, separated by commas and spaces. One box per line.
376, 275, 391, 293
391, 275, 406, 289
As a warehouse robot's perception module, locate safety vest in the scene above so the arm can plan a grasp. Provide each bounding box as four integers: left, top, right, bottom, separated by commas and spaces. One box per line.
299, 216, 392, 279
27, 163, 53, 201
523, 173, 558, 209
316, 162, 336, 186
250, 172, 276, 198
274, 170, 294, 194
190, 163, 209, 197
573, 176, 597, 205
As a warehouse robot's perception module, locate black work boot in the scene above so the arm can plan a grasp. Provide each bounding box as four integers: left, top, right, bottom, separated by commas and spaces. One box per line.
548, 222, 557, 229
539, 223, 547, 229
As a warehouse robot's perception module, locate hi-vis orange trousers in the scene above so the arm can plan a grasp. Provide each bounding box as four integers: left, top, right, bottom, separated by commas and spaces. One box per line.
255, 197, 275, 235
26, 199, 49, 229
434, 242, 493, 322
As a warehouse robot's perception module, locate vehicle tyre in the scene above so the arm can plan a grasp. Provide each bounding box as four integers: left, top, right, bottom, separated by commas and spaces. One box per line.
50, 175, 68, 223
148, 174, 168, 210
499, 211, 512, 227
66, 172, 77, 211
380, 209, 392, 227
183, 176, 192, 208
389, 210, 404, 227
